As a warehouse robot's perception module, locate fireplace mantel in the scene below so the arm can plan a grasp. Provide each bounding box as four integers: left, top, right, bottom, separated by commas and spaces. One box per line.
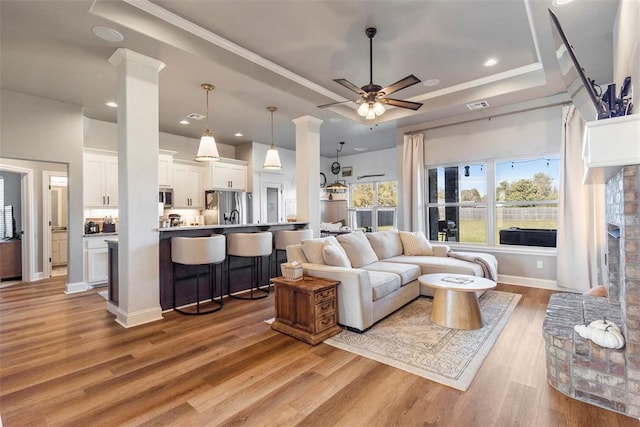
582, 114, 640, 184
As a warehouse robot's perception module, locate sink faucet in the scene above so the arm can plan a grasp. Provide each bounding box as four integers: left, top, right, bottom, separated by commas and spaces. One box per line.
229, 209, 240, 224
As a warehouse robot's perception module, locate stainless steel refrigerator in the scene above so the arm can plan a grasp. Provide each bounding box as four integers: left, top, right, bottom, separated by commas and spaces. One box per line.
203, 190, 251, 225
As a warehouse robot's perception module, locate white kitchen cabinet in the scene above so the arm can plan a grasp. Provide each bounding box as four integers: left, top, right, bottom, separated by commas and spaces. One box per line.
158, 150, 177, 187
85, 237, 108, 286
209, 160, 247, 191
173, 162, 204, 208
84, 150, 118, 207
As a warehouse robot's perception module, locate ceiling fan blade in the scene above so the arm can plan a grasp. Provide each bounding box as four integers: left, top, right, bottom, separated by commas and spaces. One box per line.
379, 75, 421, 96
333, 78, 367, 96
383, 98, 423, 110
317, 99, 358, 109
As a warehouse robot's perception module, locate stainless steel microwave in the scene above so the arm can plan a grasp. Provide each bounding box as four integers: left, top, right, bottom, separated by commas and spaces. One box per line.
159, 188, 173, 208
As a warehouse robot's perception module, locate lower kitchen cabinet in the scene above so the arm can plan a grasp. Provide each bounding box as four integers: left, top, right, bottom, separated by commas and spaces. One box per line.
85, 237, 108, 286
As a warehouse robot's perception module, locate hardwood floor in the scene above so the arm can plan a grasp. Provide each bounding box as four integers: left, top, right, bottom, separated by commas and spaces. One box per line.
1, 278, 639, 426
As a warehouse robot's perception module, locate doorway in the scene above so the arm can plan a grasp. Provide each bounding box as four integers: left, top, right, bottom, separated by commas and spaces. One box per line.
260, 182, 283, 224
43, 172, 68, 278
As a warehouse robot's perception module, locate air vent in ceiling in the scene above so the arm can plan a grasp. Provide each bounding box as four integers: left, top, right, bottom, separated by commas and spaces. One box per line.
186, 113, 205, 120
466, 100, 490, 110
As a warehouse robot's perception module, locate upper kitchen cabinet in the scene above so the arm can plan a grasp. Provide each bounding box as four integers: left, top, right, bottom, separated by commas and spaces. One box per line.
209, 159, 247, 191
158, 150, 177, 188
173, 161, 204, 208
83, 149, 118, 208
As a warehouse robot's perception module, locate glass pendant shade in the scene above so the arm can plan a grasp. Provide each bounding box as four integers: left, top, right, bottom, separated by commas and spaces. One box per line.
326, 181, 348, 194
373, 101, 385, 116
195, 132, 220, 161
357, 102, 369, 116
263, 144, 282, 170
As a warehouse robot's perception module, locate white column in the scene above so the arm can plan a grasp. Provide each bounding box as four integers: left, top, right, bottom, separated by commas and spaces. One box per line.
108, 48, 165, 328
292, 115, 323, 237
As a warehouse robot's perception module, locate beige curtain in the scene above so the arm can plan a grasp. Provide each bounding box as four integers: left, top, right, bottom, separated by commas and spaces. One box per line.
556, 105, 602, 291
402, 133, 425, 232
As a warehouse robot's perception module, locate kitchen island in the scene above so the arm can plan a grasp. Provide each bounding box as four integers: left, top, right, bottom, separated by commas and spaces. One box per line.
158, 222, 309, 310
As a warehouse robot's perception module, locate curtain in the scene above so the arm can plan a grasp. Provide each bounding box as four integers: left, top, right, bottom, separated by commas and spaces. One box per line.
402, 133, 425, 232
556, 105, 602, 291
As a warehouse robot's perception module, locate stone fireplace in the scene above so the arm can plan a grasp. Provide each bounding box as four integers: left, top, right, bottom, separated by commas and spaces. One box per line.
543, 165, 640, 418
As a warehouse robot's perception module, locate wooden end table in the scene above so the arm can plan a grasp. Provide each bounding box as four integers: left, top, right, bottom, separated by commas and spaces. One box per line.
418, 273, 496, 330
271, 276, 342, 345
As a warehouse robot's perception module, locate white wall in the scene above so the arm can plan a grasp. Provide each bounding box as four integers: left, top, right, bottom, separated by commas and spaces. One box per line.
1, 90, 83, 285
613, 0, 640, 107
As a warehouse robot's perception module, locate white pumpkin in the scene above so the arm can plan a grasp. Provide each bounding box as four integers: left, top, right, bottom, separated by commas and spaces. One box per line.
574, 323, 625, 349
589, 318, 621, 333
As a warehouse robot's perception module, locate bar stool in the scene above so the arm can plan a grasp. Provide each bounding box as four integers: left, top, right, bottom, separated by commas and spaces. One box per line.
171, 235, 225, 315
274, 229, 313, 275
227, 232, 272, 300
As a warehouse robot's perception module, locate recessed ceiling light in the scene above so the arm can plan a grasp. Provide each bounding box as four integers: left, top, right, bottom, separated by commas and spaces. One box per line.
92, 26, 124, 43
179, 120, 190, 125
483, 58, 499, 67
105, 101, 118, 108
329, 117, 342, 123
234, 132, 243, 137
423, 78, 440, 87
552, 0, 575, 6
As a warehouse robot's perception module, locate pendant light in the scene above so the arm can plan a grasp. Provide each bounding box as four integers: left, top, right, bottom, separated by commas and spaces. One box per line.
326, 141, 348, 194
195, 83, 220, 162
263, 106, 283, 170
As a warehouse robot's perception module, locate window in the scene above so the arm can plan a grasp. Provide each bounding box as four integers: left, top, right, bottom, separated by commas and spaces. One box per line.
495, 158, 559, 246
426, 165, 487, 243
426, 157, 559, 247
349, 180, 397, 232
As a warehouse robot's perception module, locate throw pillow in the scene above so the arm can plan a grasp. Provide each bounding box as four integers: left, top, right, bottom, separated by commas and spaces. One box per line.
399, 231, 433, 256
366, 230, 403, 259
322, 240, 352, 267
300, 238, 328, 264
337, 230, 378, 268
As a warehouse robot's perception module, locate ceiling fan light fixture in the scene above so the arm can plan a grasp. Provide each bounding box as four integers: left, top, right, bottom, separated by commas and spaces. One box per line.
372, 101, 385, 116
365, 106, 376, 120
195, 83, 220, 162
263, 106, 282, 170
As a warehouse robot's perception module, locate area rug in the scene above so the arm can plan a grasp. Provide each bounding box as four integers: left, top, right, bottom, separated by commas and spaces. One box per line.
324, 290, 521, 391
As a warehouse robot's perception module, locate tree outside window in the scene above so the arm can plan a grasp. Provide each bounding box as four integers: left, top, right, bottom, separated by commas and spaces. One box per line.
350, 181, 397, 232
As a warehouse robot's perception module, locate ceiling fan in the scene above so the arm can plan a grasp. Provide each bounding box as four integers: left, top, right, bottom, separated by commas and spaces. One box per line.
318, 27, 423, 120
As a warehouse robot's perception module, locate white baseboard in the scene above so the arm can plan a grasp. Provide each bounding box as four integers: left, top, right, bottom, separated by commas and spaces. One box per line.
106, 301, 118, 316
498, 274, 584, 293
115, 306, 163, 328
65, 281, 89, 294
32, 272, 45, 281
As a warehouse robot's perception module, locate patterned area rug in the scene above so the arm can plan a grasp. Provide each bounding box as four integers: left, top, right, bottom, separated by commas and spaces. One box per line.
324, 290, 521, 391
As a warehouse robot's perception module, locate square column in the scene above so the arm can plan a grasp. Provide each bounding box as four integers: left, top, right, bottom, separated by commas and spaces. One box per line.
109, 48, 165, 327
292, 115, 323, 237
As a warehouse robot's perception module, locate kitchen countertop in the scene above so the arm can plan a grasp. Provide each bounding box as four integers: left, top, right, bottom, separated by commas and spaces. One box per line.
83, 232, 118, 238
157, 222, 308, 232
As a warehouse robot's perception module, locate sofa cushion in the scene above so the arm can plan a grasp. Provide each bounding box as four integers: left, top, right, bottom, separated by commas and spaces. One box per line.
366, 230, 403, 259
368, 271, 401, 301
362, 261, 420, 286
399, 231, 433, 256
322, 240, 352, 268
301, 236, 340, 264
337, 230, 378, 268
385, 255, 484, 276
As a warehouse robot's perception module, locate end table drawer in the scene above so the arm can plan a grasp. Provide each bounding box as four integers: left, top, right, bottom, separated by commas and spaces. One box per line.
316, 313, 337, 333
316, 299, 335, 316
314, 288, 335, 303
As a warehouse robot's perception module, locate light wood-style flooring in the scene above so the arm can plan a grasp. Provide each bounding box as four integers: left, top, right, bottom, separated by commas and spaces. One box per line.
1, 277, 639, 426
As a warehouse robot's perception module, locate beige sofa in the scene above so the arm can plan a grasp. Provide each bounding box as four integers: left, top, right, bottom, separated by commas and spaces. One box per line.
286, 229, 498, 332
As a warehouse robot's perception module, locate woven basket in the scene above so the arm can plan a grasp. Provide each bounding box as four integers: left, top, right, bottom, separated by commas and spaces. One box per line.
281, 264, 303, 281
